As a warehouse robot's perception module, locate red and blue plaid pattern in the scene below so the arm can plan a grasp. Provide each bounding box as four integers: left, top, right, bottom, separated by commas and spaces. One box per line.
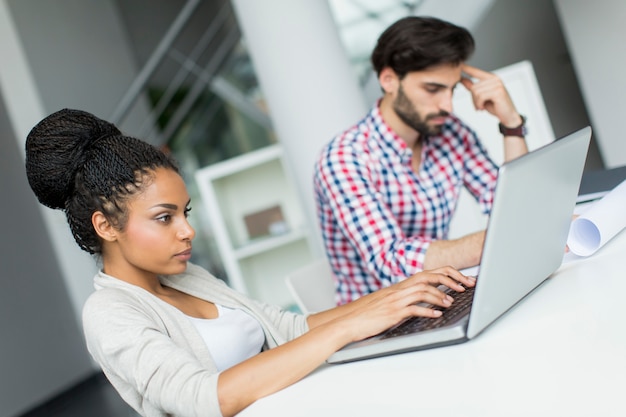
314, 103, 498, 304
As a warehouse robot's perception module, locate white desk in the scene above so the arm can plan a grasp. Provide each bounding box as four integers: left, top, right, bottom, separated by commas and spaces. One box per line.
240, 230, 626, 417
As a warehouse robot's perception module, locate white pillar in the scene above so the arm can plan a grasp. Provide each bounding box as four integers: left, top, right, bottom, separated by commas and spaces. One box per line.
231, 0, 368, 255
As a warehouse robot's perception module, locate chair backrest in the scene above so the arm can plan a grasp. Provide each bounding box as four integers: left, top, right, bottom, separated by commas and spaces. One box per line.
448, 60, 556, 238
285, 258, 336, 315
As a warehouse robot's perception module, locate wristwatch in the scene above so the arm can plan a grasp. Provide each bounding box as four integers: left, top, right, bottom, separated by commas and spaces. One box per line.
499, 115, 527, 137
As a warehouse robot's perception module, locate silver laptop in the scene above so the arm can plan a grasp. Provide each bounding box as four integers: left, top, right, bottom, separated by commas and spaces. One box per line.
327, 126, 592, 364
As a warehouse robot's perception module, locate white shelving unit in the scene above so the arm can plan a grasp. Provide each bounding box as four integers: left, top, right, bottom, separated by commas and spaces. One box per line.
194, 144, 315, 308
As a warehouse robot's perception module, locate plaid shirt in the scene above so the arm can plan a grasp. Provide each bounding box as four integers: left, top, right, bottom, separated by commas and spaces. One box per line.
314, 103, 499, 304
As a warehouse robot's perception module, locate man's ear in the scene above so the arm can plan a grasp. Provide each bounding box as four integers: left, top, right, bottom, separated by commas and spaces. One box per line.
92, 211, 117, 242
378, 67, 399, 94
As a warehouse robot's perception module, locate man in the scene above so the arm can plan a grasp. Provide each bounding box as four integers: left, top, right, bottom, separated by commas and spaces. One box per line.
314, 16, 528, 304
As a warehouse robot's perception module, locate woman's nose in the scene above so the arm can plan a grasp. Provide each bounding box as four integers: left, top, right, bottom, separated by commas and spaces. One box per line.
178, 220, 196, 241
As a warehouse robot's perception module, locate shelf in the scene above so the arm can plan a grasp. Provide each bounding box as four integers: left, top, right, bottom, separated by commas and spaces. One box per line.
234, 227, 309, 260
200, 144, 283, 180
193, 143, 316, 307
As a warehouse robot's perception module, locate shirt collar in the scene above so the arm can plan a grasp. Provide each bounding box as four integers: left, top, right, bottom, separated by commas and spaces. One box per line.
368, 100, 413, 163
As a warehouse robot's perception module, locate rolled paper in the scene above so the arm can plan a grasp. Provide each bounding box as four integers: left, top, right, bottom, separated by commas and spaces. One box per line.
567, 178, 626, 256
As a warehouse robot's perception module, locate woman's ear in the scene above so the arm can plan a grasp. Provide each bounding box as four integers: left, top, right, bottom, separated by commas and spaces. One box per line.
92, 211, 117, 242
378, 67, 399, 94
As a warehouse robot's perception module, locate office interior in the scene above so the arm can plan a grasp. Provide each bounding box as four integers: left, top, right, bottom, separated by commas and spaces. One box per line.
1, 0, 624, 416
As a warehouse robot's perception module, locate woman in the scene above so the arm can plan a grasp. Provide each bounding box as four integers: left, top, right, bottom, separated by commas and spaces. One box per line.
25, 109, 475, 417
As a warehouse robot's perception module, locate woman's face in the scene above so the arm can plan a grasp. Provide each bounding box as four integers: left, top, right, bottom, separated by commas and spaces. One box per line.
103, 167, 195, 283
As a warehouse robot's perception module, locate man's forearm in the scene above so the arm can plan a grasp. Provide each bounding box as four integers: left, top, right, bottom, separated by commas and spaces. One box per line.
503, 135, 528, 162
423, 230, 486, 270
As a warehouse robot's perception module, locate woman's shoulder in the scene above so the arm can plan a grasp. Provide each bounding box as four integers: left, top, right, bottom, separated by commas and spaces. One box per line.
82, 271, 168, 331
82, 281, 149, 328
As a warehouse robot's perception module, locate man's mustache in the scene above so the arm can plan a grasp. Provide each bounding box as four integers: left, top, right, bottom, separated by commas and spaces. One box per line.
425, 111, 450, 120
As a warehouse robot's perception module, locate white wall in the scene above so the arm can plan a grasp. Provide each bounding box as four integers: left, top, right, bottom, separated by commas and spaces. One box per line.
554, 0, 626, 168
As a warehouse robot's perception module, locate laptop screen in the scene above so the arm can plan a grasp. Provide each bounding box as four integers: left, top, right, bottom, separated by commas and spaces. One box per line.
467, 126, 591, 338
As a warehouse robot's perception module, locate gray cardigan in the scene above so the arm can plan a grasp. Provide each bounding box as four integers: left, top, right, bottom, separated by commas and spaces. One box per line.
82, 262, 309, 417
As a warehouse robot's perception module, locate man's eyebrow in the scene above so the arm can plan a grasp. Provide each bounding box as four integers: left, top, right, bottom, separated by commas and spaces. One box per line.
422, 81, 449, 88
422, 79, 462, 89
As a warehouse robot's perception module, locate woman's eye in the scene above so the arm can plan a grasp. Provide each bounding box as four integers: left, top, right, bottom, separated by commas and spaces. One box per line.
156, 214, 172, 223
184, 207, 192, 218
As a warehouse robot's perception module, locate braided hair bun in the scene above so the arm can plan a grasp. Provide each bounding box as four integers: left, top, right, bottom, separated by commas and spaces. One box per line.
25, 108, 178, 254
25, 108, 121, 210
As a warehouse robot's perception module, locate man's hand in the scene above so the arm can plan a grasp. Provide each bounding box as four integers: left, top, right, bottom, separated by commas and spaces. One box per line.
460, 64, 528, 161
460, 64, 522, 127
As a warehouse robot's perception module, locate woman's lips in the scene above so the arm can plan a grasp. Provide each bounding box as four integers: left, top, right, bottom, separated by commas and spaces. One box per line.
174, 248, 192, 261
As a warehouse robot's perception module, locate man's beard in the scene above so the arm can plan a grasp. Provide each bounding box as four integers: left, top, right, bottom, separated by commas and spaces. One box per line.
392, 84, 449, 136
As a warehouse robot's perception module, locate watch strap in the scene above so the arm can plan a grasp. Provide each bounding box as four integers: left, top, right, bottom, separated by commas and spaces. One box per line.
499, 115, 527, 137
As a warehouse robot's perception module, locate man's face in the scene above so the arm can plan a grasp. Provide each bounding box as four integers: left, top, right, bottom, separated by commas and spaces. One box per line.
391, 63, 462, 136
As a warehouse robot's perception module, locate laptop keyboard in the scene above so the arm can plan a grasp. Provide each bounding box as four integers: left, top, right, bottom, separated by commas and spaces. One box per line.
381, 286, 476, 339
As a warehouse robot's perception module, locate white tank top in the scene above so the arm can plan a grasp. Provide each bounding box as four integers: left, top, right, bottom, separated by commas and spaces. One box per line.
186, 304, 265, 371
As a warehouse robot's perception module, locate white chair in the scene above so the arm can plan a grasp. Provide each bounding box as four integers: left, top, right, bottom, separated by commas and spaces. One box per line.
448, 60, 556, 238
285, 258, 336, 315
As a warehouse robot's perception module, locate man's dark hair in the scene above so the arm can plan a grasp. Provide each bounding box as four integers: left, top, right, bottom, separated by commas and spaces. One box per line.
371, 16, 475, 78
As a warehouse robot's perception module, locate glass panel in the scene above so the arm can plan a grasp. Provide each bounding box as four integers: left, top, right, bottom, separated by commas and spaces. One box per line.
163, 39, 276, 282
111, 1, 279, 284
327, 0, 423, 84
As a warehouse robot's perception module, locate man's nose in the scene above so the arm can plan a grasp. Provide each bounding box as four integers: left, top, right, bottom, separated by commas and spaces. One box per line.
439, 91, 454, 114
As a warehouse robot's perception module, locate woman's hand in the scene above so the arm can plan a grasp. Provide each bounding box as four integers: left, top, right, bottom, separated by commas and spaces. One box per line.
318, 266, 476, 343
